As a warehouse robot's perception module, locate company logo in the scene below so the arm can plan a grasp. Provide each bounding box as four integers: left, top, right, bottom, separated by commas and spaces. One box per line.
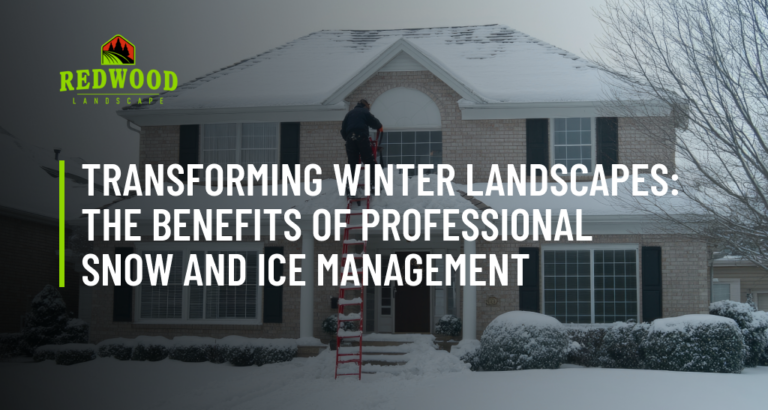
60, 34, 177, 106
101, 35, 135, 65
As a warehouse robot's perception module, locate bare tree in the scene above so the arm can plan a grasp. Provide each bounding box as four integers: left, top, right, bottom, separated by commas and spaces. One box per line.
593, 0, 768, 269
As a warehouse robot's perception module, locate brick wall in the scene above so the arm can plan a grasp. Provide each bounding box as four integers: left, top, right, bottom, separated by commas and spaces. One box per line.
618, 117, 676, 173
138, 125, 180, 170
0, 215, 78, 332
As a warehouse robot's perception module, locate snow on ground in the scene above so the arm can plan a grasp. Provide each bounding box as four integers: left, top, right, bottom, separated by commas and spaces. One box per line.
2, 348, 767, 410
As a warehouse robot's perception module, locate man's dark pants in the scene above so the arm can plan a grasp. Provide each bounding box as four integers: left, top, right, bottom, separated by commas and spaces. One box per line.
345, 132, 375, 192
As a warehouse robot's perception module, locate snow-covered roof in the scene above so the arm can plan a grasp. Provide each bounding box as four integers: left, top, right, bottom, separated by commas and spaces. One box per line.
0, 126, 117, 222
122, 25, 607, 114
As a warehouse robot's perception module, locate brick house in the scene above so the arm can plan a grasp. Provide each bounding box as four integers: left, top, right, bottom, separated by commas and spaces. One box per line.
82, 25, 710, 345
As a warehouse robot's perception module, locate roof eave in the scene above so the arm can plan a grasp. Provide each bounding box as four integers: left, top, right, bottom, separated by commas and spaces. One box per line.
117, 101, 350, 127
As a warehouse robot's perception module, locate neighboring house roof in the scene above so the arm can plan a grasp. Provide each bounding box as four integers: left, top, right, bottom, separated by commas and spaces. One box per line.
713, 256, 765, 268
119, 25, 616, 125
0, 126, 116, 223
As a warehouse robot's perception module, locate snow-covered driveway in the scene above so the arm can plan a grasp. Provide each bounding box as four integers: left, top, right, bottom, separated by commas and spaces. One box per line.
2, 350, 766, 410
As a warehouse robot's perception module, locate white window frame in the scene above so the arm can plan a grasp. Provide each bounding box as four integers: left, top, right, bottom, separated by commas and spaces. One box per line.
378, 129, 443, 174
712, 278, 741, 302
541, 243, 640, 324
755, 291, 768, 311
199, 122, 281, 169
549, 117, 597, 174
133, 242, 265, 325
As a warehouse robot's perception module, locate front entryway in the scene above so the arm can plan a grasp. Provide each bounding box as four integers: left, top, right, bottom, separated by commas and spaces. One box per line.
394, 252, 431, 333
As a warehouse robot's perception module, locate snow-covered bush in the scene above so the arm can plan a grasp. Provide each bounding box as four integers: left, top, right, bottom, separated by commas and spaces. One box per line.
435, 315, 462, 338
566, 326, 607, 367
710, 300, 768, 367
54, 344, 96, 366
169, 336, 215, 362
96, 338, 135, 361
20, 285, 70, 355
218, 336, 297, 367
642, 315, 746, 373
598, 322, 649, 369
0, 333, 22, 358
55, 319, 89, 345
33, 344, 59, 362
322, 315, 355, 335
130, 336, 171, 361
467, 311, 573, 371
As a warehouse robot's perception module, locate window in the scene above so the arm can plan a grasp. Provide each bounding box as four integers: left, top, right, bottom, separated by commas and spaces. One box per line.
380, 131, 442, 176
712, 283, 731, 302
711, 278, 740, 302
543, 246, 638, 324
135, 244, 264, 324
552, 118, 594, 173
201, 123, 279, 167
757, 292, 768, 312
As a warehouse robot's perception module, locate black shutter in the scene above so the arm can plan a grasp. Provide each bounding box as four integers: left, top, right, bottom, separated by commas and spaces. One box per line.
526, 119, 549, 178
263, 246, 284, 323
113, 247, 134, 322
518, 247, 540, 312
179, 124, 200, 166
596, 117, 618, 176
641, 246, 663, 322
280, 123, 300, 177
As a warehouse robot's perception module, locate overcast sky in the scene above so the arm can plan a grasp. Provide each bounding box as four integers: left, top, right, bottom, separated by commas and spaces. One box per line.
0, 0, 607, 168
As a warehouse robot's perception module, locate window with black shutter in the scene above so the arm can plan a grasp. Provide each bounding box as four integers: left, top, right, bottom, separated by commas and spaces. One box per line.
263, 247, 284, 323
113, 247, 134, 322
641, 246, 663, 322
596, 117, 619, 176
526, 119, 549, 178
519, 247, 540, 312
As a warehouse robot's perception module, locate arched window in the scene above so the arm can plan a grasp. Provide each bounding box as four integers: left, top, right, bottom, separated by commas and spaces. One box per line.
371, 88, 441, 175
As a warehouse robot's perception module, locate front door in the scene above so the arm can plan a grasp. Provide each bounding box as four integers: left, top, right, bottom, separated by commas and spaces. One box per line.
394, 252, 431, 333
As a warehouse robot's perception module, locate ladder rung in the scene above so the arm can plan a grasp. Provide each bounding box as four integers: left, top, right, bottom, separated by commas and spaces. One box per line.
342, 253, 364, 259
338, 358, 361, 364
337, 330, 363, 338
346, 225, 363, 230
340, 284, 362, 290
337, 353, 362, 357
339, 318, 362, 322
338, 297, 362, 305
343, 239, 365, 245
339, 312, 361, 320
336, 373, 361, 376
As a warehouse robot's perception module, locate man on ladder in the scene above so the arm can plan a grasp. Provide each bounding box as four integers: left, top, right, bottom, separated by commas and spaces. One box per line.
340, 99, 383, 198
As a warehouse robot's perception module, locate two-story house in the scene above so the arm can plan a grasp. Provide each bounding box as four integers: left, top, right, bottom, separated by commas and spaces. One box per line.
82, 25, 710, 347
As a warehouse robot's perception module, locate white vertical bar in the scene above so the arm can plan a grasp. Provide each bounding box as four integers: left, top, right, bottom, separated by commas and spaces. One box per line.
462, 239, 477, 341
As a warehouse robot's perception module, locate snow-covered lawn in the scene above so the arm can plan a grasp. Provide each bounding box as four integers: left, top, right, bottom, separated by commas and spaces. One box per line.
2, 349, 766, 410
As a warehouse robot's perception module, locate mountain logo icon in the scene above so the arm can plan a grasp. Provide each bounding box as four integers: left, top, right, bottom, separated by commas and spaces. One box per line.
101, 35, 135, 65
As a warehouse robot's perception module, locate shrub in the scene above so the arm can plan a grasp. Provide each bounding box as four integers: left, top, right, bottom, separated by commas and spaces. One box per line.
0, 333, 23, 359
20, 285, 70, 355
566, 326, 608, 367
322, 315, 356, 335
169, 336, 215, 362
642, 314, 745, 373
598, 322, 649, 369
55, 344, 96, 366
130, 336, 171, 361
218, 336, 297, 367
55, 319, 89, 345
33, 345, 59, 362
467, 311, 573, 371
435, 315, 462, 338
96, 338, 135, 361
209, 343, 230, 364
710, 300, 768, 367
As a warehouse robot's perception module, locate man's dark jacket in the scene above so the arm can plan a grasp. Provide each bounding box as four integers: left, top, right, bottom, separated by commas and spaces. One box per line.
340, 103, 382, 140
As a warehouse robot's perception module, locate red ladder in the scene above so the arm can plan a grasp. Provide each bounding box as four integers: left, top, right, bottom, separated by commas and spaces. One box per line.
334, 128, 382, 380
